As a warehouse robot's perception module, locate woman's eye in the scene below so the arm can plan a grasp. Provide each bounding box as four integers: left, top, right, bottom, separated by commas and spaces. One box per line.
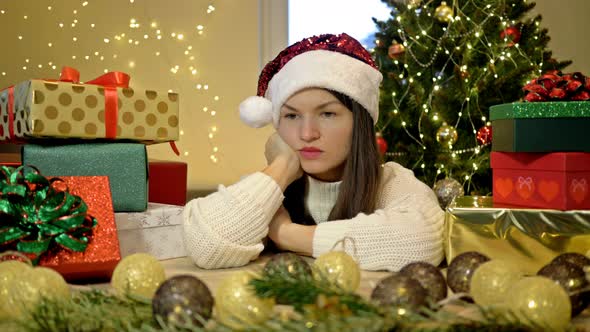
322, 112, 336, 118
284, 113, 298, 119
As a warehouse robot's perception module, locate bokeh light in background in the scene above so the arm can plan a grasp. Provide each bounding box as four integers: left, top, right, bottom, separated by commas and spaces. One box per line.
0, 0, 222, 164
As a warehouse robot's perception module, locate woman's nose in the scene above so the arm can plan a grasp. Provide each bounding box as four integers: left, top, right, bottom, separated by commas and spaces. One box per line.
300, 118, 320, 141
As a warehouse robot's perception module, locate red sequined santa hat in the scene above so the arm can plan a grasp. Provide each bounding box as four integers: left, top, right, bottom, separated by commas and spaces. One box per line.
239, 33, 383, 128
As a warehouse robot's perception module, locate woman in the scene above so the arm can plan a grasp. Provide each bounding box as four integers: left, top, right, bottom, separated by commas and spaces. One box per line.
183, 33, 444, 271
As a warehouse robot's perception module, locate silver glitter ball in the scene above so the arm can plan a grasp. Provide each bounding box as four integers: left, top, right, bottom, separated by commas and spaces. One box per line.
433, 178, 464, 208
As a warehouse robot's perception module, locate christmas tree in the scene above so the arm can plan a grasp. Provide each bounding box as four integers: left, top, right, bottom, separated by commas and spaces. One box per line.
373, 0, 570, 196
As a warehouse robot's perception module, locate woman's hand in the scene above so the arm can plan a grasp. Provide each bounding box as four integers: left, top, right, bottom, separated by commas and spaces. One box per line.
263, 132, 302, 188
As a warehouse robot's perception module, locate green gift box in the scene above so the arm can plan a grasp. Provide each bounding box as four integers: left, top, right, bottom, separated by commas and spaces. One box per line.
444, 196, 590, 275
22, 142, 148, 212
490, 101, 590, 152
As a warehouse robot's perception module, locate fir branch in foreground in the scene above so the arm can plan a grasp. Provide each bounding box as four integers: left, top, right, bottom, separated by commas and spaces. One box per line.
250, 264, 377, 314
9, 289, 154, 332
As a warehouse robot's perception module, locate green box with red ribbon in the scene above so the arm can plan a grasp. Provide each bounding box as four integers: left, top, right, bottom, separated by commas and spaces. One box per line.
490, 101, 590, 152
0, 67, 179, 143
490, 71, 590, 152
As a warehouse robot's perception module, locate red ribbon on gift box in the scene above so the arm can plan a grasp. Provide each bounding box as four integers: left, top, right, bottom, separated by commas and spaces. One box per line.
522, 70, 590, 102
1, 67, 180, 155
56, 66, 131, 139
1, 67, 129, 140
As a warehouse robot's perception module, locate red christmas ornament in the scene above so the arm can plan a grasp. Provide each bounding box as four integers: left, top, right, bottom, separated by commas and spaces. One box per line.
500, 26, 521, 47
388, 42, 406, 60
476, 125, 492, 145
376, 132, 388, 156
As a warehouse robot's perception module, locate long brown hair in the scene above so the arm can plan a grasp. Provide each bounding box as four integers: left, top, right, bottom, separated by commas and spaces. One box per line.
283, 90, 382, 224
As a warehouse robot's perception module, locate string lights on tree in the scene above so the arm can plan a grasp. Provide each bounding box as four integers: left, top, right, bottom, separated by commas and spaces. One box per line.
373, 0, 570, 196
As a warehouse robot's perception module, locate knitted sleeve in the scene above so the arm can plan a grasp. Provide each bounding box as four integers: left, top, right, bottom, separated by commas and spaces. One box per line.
182, 172, 284, 269
312, 163, 445, 271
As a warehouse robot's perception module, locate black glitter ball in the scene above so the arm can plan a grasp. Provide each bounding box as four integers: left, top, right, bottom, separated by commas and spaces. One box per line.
447, 251, 490, 294
152, 275, 214, 326
370, 273, 428, 310
551, 252, 590, 270
538, 260, 590, 317
399, 261, 448, 305
263, 252, 312, 277
263, 253, 313, 304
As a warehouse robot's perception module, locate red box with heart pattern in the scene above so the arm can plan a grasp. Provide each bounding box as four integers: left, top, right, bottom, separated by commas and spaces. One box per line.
491, 152, 590, 210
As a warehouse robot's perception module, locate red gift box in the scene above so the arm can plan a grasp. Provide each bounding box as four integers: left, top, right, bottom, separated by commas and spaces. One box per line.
38, 176, 121, 281
491, 152, 590, 210
148, 161, 187, 206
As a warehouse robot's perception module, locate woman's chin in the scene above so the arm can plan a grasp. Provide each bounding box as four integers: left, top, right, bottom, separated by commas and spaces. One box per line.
301, 164, 342, 182
300, 162, 326, 175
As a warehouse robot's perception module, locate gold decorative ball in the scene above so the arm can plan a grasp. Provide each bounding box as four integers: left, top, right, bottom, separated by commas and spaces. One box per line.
388, 42, 406, 60
214, 271, 274, 330
508, 276, 571, 331
313, 251, 360, 292
6, 267, 70, 318
111, 253, 166, 299
470, 260, 523, 307
0, 261, 33, 318
434, 1, 454, 23
436, 122, 458, 146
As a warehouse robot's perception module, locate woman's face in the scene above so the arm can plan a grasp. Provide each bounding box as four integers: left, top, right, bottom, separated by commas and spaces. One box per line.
277, 88, 353, 182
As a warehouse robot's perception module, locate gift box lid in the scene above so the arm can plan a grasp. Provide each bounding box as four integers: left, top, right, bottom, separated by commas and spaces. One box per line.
491, 152, 590, 172
115, 202, 183, 230
490, 101, 590, 120
148, 160, 188, 168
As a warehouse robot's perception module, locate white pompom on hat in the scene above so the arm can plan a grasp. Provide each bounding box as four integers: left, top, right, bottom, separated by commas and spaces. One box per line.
239, 33, 383, 128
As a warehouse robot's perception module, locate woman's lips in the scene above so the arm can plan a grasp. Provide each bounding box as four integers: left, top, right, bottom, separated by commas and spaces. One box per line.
300, 147, 322, 160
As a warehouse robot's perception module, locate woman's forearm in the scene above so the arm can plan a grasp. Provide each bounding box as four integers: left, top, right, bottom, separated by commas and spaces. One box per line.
278, 223, 316, 256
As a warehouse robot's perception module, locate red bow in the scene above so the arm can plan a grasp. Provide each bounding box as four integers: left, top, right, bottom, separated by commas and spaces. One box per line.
523, 70, 590, 102
59, 67, 130, 139
3, 67, 179, 155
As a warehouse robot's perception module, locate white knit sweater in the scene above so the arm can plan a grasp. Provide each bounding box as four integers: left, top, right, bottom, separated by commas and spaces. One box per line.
182, 162, 445, 271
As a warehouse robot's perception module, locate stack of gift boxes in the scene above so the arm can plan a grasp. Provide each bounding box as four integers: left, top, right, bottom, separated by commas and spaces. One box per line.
0, 67, 188, 281
445, 71, 590, 274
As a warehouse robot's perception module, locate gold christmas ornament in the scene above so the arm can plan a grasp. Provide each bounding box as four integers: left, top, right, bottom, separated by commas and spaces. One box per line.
0, 260, 33, 319
388, 42, 406, 60
470, 260, 523, 307
313, 251, 361, 292
214, 271, 274, 330
434, 1, 454, 23
436, 122, 458, 146
6, 267, 70, 318
508, 276, 571, 331
111, 253, 166, 299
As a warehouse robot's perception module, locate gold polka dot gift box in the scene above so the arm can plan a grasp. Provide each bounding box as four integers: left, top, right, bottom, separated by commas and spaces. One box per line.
0, 67, 179, 143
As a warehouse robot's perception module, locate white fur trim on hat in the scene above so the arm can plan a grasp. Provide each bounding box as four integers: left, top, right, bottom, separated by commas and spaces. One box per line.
239, 96, 273, 128
266, 50, 383, 128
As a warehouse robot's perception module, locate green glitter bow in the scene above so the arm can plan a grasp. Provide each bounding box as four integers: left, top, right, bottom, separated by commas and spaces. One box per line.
0, 165, 97, 264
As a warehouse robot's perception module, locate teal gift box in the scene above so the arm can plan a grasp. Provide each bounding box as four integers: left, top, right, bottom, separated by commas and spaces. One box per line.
490, 101, 590, 152
22, 142, 148, 212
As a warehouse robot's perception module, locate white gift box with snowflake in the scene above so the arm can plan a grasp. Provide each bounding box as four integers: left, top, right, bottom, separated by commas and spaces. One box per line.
115, 202, 186, 260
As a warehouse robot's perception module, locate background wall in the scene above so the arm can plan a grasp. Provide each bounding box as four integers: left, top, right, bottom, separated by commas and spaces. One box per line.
0, 0, 588, 198
0, 0, 272, 199
533, 0, 590, 74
